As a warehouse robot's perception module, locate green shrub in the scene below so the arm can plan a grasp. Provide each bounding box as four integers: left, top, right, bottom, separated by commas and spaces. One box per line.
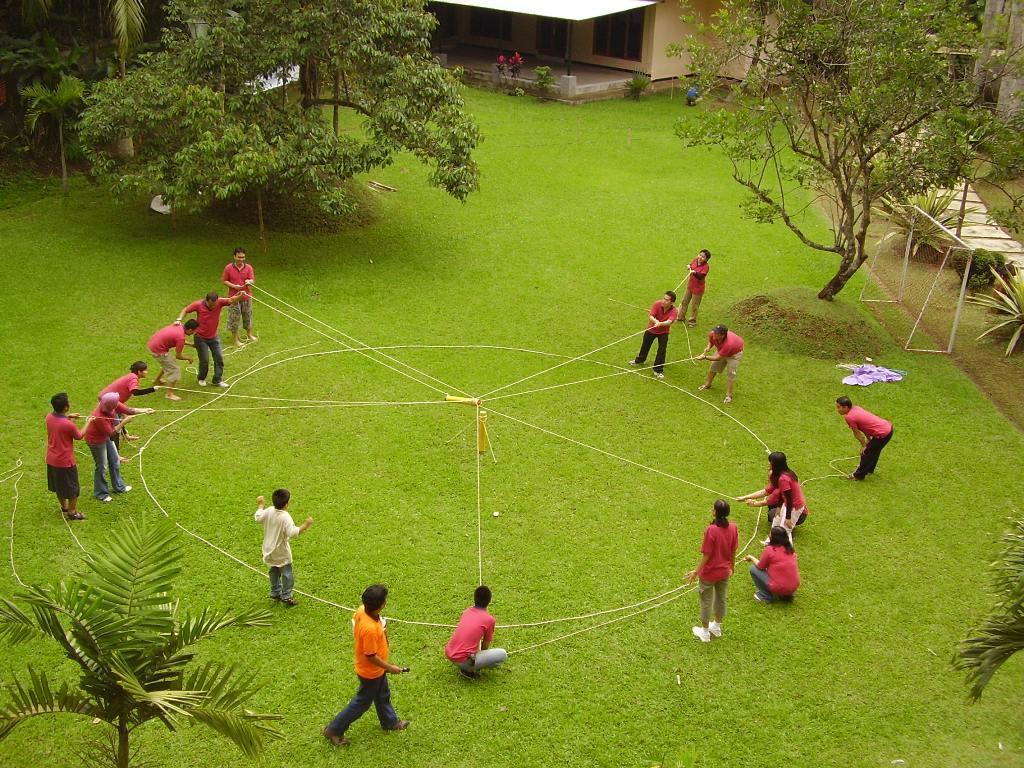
533, 65, 555, 95
625, 71, 651, 100
963, 249, 1008, 291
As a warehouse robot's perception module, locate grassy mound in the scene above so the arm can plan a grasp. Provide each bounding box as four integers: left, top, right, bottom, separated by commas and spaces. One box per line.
727, 286, 884, 359
208, 179, 378, 234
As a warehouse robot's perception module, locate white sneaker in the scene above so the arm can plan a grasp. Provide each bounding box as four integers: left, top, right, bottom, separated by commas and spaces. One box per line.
100, 496, 113, 503
121, 485, 132, 493
216, 381, 230, 388
654, 372, 665, 380
692, 626, 711, 643
629, 360, 641, 366
197, 380, 208, 387
709, 621, 722, 638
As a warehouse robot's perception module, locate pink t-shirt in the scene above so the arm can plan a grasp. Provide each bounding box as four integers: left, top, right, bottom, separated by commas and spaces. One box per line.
45, 413, 83, 467
756, 546, 800, 596
764, 472, 808, 513
709, 330, 744, 358
444, 606, 497, 663
647, 301, 679, 336
698, 522, 738, 582
222, 262, 255, 298
687, 259, 710, 295
147, 324, 186, 355
845, 406, 892, 438
185, 298, 231, 339
84, 404, 119, 445
101, 373, 138, 404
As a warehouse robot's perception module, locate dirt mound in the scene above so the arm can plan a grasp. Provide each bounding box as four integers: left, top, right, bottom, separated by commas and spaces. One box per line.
727, 288, 885, 359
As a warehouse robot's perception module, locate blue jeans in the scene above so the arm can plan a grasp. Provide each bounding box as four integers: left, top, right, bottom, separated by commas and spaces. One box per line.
194, 335, 224, 384
326, 674, 400, 735
269, 563, 294, 600
749, 565, 775, 602
89, 440, 125, 499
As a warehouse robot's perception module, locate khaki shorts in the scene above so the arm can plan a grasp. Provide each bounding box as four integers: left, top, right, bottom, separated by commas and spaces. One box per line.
710, 349, 742, 380
227, 299, 253, 332
152, 352, 181, 384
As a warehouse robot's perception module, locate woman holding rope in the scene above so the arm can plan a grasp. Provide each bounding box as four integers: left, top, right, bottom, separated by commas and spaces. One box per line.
687, 499, 738, 643
738, 451, 808, 542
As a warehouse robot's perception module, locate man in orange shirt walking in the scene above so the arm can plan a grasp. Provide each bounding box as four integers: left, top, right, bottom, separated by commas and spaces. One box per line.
323, 585, 410, 746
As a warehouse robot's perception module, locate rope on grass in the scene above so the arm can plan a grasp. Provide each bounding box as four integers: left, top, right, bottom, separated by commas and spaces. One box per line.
2, 459, 26, 588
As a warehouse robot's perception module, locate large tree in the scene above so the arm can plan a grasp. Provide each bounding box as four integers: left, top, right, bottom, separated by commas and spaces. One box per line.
79, 0, 480, 224
673, 0, 1016, 299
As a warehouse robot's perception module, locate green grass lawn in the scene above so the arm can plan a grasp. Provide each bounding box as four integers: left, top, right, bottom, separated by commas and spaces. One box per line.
1, 88, 1022, 768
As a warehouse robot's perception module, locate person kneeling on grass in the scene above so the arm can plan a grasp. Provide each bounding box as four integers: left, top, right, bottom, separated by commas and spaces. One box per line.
737, 451, 808, 543
445, 585, 508, 679
254, 489, 313, 607
744, 526, 800, 603
687, 499, 738, 643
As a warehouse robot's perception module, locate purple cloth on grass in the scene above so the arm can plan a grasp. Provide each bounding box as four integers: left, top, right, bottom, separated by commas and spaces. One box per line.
842, 364, 903, 387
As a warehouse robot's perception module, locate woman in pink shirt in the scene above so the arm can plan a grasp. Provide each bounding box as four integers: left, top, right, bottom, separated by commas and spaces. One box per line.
738, 451, 808, 541
687, 499, 738, 643
744, 526, 800, 603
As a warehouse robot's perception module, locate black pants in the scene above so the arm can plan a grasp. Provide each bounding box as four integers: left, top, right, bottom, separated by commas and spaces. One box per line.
853, 428, 893, 478
635, 331, 669, 373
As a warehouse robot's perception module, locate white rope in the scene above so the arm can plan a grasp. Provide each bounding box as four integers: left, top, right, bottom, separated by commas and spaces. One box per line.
152, 401, 450, 414
477, 328, 649, 400
476, 403, 484, 586
486, 406, 738, 500
2, 460, 26, 588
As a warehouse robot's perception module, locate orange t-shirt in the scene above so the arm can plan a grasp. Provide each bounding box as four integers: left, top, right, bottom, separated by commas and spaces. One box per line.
352, 606, 388, 679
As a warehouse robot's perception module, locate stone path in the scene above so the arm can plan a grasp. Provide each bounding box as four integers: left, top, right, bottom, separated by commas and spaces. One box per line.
938, 185, 1024, 272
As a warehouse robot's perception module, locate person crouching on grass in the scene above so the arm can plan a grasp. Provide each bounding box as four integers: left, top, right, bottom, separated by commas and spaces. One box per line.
744, 526, 800, 603
445, 585, 508, 679
254, 489, 313, 607
687, 499, 738, 643
737, 451, 808, 543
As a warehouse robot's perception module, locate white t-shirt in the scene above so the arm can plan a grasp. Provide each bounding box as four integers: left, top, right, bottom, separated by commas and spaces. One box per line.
254, 506, 300, 566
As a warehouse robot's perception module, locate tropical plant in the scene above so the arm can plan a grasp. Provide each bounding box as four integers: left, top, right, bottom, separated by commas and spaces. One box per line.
968, 267, 1024, 355
625, 70, 650, 100
20, 74, 85, 192
873, 189, 974, 259
532, 65, 555, 95
955, 517, 1024, 699
0, 516, 281, 768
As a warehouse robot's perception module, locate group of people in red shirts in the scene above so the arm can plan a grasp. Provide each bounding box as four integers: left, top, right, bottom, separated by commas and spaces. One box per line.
43, 248, 258, 519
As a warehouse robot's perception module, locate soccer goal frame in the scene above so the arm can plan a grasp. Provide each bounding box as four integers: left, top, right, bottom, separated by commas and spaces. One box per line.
860, 204, 974, 354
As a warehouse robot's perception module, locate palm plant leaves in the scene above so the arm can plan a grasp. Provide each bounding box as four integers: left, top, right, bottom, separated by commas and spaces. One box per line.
0, 667, 101, 738
956, 519, 1024, 700
0, 598, 42, 644
20, 76, 86, 133
968, 268, 1024, 356
107, 0, 146, 58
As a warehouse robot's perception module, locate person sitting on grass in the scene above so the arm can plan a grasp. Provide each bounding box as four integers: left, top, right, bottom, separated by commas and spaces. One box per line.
254, 489, 313, 607
445, 585, 508, 679
630, 290, 679, 380
147, 319, 199, 401
744, 526, 800, 603
737, 451, 808, 542
697, 324, 744, 403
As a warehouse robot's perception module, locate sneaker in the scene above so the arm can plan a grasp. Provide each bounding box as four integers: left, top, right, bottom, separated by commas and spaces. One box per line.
653, 372, 665, 380
197, 380, 208, 387
118, 485, 132, 493
629, 360, 642, 366
100, 496, 113, 503
281, 597, 299, 607
754, 592, 771, 603
323, 728, 350, 747
64, 510, 86, 520
708, 621, 722, 638
459, 668, 479, 679
269, 594, 281, 601
691, 626, 711, 643
384, 720, 410, 731
216, 381, 230, 388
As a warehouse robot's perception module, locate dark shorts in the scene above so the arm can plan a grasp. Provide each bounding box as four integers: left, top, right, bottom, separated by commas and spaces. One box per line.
47, 464, 80, 499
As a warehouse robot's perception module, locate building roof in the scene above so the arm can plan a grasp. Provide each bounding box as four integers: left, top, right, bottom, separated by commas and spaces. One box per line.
432, 0, 655, 22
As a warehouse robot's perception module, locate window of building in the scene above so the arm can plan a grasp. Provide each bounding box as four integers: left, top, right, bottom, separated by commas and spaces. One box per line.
593, 9, 644, 61
470, 8, 512, 40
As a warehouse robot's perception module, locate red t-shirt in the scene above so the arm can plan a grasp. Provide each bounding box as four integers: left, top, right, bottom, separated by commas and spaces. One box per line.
698, 521, 738, 582
444, 606, 497, 663
222, 262, 255, 298
687, 258, 710, 295
84, 405, 119, 446
101, 373, 138, 404
756, 545, 800, 596
647, 301, 679, 336
845, 406, 892, 438
147, 324, 186, 355
45, 412, 83, 467
185, 298, 231, 339
709, 330, 744, 358
764, 472, 808, 513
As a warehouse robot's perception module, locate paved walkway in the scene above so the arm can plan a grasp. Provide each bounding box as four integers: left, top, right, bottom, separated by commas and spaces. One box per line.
939, 185, 1024, 272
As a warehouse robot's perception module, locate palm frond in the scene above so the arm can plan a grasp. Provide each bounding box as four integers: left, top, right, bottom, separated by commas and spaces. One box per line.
105, 653, 204, 717
107, 0, 146, 57
171, 606, 273, 652
968, 268, 1024, 356
0, 598, 42, 644
188, 706, 283, 757
0, 667, 101, 739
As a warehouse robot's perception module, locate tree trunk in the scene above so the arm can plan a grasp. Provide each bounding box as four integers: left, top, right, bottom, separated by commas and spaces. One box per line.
817, 250, 864, 299
116, 718, 129, 768
256, 189, 267, 255
333, 71, 340, 134
58, 117, 68, 193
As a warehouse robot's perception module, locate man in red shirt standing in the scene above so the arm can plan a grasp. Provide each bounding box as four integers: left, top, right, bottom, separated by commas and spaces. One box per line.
630, 290, 679, 380
835, 396, 894, 480
678, 249, 711, 327
147, 319, 199, 401
176, 291, 246, 387
222, 247, 258, 346
444, 585, 507, 679
45, 392, 86, 520
324, 584, 410, 746
698, 324, 744, 403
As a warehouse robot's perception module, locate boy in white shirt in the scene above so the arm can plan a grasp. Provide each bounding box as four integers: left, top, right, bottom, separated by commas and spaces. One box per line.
254, 489, 313, 606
